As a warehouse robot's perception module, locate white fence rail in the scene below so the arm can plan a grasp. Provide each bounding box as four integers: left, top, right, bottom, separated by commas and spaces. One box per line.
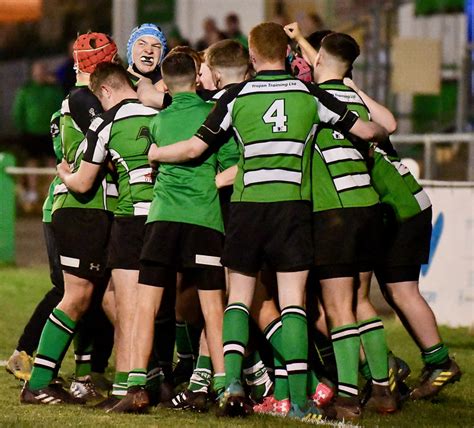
391, 133, 474, 180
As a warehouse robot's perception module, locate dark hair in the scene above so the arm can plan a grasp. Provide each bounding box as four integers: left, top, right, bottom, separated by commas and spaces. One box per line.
320, 32, 360, 77
306, 30, 333, 51
89, 62, 133, 94
206, 39, 249, 69
161, 52, 197, 87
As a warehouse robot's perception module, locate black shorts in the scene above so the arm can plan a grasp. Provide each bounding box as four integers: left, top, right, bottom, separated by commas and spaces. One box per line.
375, 207, 432, 284
52, 208, 113, 280
313, 205, 382, 279
139, 221, 225, 290
222, 201, 313, 274
107, 216, 147, 270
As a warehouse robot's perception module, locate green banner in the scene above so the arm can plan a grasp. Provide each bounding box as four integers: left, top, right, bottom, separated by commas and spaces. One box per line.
416, 0, 465, 15
138, 0, 175, 25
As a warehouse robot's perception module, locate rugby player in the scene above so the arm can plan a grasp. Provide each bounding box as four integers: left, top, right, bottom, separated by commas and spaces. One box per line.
146, 22, 388, 421
20, 32, 118, 405
57, 62, 158, 411
112, 52, 239, 413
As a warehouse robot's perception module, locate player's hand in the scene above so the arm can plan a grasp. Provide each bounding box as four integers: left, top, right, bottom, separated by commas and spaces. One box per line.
57, 159, 71, 181
343, 77, 360, 94
284, 22, 303, 42
148, 144, 160, 164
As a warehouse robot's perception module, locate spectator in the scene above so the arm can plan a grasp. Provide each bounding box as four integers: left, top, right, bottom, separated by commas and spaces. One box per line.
12, 60, 63, 211
224, 13, 248, 49
195, 17, 225, 51
55, 40, 76, 95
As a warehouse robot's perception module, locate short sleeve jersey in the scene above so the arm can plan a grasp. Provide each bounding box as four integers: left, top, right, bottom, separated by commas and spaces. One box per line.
312, 81, 380, 212
42, 110, 63, 223
196, 71, 358, 203
147, 92, 231, 233
82, 99, 158, 217
52, 86, 118, 213
208, 87, 240, 171
372, 139, 431, 221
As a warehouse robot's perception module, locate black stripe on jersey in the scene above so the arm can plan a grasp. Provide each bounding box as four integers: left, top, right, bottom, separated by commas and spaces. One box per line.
331, 171, 370, 180
338, 184, 372, 193
326, 158, 366, 166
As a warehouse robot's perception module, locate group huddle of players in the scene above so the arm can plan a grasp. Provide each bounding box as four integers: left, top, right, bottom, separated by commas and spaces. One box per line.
8, 19, 462, 423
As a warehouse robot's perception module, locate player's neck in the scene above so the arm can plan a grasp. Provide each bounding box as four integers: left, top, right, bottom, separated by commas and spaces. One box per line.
76, 73, 90, 86
315, 69, 343, 84
254, 60, 286, 73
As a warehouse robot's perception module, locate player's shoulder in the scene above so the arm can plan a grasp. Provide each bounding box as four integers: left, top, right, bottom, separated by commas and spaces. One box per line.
111, 99, 158, 122
318, 81, 365, 106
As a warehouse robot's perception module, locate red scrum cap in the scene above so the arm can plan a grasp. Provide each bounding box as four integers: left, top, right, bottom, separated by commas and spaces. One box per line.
73, 32, 118, 74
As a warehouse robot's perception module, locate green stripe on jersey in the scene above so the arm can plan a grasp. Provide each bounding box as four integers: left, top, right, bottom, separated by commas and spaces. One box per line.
372, 141, 431, 221
312, 81, 379, 211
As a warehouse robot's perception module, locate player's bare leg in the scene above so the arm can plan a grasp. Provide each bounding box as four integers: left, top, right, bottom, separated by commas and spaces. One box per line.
198, 289, 225, 378
102, 279, 116, 326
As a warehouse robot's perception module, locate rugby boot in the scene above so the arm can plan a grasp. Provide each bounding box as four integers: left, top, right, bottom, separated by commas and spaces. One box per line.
70, 375, 103, 402
6, 351, 33, 381
94, 396, 121, 411
20, 382, 84, 405
410, 358, 462, 400
162, 389, 208, 412
311, 381, 334, 407
333, 395, 362, 421
107, 386, 150, 413
365, 384, 398, 414
216, 379, 253, 417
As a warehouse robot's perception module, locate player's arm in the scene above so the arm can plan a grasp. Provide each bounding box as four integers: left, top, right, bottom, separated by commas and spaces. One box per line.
284, 22, 318, 66
343, 77, 397, 134
137, 78, 171, 109
310, 84, 389, 142
69, 88, 103, 134
58, 117, 109, 193
57, 158, 101, 193
216, 165, 237, 189
148, 87, 239, 164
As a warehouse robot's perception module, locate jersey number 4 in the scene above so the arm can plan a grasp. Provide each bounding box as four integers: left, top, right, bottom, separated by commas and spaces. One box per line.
263, 99, 288, 133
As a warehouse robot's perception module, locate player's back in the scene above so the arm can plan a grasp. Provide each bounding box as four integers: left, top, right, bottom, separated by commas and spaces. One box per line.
89, 99, 158, 217
229, 72, 319, 203
372, 139, 431, 221
312, 81, 379, 211
53, 86, 117, 212
148, 92, 224, 233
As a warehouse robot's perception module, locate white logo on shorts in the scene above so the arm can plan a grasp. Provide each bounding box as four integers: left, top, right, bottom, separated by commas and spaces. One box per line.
89, 263, 101, 271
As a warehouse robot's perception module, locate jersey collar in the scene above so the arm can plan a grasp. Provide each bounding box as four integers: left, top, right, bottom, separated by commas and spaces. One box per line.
256, 70, 288, 76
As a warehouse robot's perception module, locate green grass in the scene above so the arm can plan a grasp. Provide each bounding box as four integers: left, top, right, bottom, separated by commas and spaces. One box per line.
0, 266, 473, 427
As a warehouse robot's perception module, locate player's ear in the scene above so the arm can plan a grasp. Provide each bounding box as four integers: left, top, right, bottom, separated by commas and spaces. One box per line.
162, 81, 169, 92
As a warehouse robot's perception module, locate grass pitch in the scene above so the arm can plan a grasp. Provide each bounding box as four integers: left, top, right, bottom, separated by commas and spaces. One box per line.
0, 266, 472, 427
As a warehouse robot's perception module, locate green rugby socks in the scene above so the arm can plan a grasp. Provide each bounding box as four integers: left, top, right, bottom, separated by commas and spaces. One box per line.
30, 308, 77, 390
223, 303, 249, 386
331, 323, 360, 397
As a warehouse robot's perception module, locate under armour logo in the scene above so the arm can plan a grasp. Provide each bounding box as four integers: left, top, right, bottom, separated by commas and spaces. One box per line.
89, 263, 101, 271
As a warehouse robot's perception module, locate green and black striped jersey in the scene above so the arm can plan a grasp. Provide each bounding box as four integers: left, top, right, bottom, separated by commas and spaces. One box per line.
372, 139, 431, 221
52, 86, 118, 213
82, 99, 158, 217
196, 71, 358, 203
312, 80, 380, 212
